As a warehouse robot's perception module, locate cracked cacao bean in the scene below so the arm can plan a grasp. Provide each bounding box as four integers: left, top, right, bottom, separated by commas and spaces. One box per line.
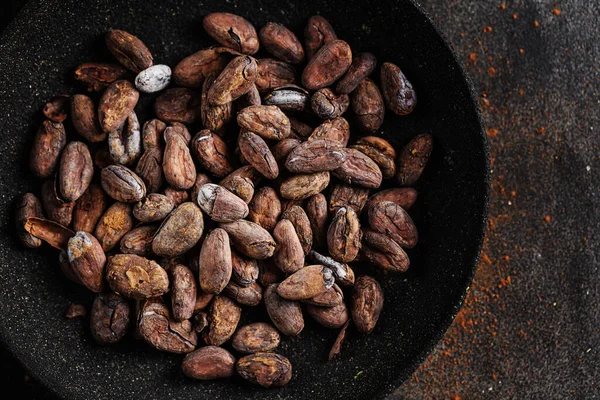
336, 52, 377, 94
367, 200, 418, 248
90, 292, 131, 344
16, 193, 44, 248
304, 15, 337, 60
208, 56, 258, 105
311, 88, 349, 119
362, 229, 410, 272
203, 13, 259, 55
74, 62, 129, 92
191, 130, 235, 178
327, 207, 362, 263
138, 301, 197, 353
101, 165, 146, 203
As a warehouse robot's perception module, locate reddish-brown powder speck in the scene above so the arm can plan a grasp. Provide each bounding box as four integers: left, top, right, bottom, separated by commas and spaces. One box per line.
544, 215, 551, 223
468, 53, 477, 62
487, 128, 499, 137
534, 20, 540, 28
499, 4, 506, 10
512, 13, 518, 19
519, 48, 525, 55
553, 8, 561, 16
488, 67, 497, 76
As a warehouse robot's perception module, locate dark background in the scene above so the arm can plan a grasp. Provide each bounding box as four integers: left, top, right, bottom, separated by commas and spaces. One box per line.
1, 0, 598, 398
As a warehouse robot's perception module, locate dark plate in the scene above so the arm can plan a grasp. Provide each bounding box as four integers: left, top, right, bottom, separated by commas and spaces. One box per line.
0, 0, 489, 399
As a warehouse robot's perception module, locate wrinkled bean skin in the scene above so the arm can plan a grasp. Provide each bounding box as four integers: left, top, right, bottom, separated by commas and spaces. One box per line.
332, 148, 382, 189
203, 13, 260, 55
208, 56, 258, 105
380, 62, 417, 115
259, 22, 304, 64
232, 322, 280, 354
396, 133, 433, 186
367, 200, 418, 249
264, 284, 304, 336
362, 229, 410, 272
256, 59, 296, 93
335, 52, 377, 94
238, 131, 279, 179
304, 15, 337, 60
182, 346, 236, 380
98, 80, 140, 133
16, 193, 44, 248
191, 130, 236, 178
285, 138, 346, 173
327, 207, 362, 263
154, 88, 202, 124
280, 171, 330, 201
351, 275, 384, 334
236, 352, 292, 388
70, 94, 106, 142
302, 40, 352, 90
203, 295, 242, 346
364, 188, 418, 213
74, 62, 129, 92
152, 202, 204, 257
308, 116, 350, 146
199, 228, 233, 294
173, 47, 230, 88
90, 292, 131, 344
30, 120, 67, 179
351, 136, 396, 179
105, 30, 153, 73
351, 78, 385, 134
237, 105, 291, 141
311, 88, 349, 119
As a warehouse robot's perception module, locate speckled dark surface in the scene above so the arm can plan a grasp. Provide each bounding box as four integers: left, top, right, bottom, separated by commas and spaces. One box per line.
0, 0, 489, 399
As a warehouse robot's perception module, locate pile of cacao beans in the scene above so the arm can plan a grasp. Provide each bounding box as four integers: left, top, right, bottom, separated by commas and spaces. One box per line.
16, 12, 432, 388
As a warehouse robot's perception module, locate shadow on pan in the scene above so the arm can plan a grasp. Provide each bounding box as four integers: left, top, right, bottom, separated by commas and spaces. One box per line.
0, 0, 489, 399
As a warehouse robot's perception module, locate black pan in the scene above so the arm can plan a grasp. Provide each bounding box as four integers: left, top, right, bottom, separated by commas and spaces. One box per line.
0, 0, 489, 398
